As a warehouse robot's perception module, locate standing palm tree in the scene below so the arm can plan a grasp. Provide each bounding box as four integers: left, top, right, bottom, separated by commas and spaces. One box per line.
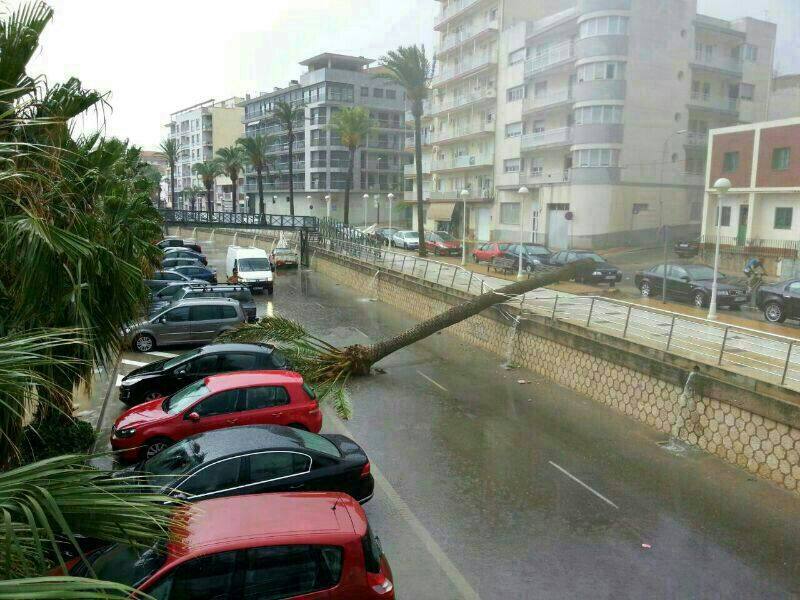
379, 46, 433, 256
216, 146, 245, 214
186, 183, 204, 211
272, 100, 305, 216
238, 134, 274, 214
159, 138, 179, 209
193, 160, 221, 214
330, 107, 373, 225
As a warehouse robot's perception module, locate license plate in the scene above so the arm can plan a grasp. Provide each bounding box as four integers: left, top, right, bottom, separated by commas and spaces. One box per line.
605, 275, 616, 280
252, 285, 263, 290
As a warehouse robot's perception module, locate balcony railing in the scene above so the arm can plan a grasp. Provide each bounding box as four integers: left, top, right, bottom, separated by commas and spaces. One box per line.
273, 161, 306, 171
265, 141, 305, 154
522, 88, 573, 113
372, 119, 404, 130
430, 88, 496, 115
362, 160, 395, 170
428, 190, 491, 201
432, 153, 494, 171
689, 92, 739, 113
404, 132, 433, 148
520, 127, 573, 150
439, 19, 499, 53
432, 121, 494, 144
692, 54, 743, 75
686, 131, 709, 146
526, 7, 576, 38
524, 41, 574, 77
519, 169, 571, 185
434, 0, 481, 27
404, 161, 432, 176
432, 53, 497, 86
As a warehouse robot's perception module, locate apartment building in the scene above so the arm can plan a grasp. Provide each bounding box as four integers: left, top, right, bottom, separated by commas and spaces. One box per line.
769, 74, 800, 120
407, 0, 776, 248
165, 98, 244, 211
241, 53, 408, 222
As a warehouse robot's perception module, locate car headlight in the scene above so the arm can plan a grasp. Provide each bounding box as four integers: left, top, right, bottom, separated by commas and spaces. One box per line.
122, 376, 141, 385
266, 272, 274, 281
532, 259, 541, 265
592, 271, 602, 276
115, 427, 137, 438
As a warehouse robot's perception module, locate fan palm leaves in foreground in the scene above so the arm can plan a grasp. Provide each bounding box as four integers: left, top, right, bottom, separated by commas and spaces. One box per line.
329, 106, 373, 225
219, 262, 583, 418
216, 145, 245, 214
238, 134, 275, 214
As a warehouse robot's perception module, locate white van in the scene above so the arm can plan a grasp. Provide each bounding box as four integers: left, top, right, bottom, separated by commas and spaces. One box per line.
226, 246, 274, 294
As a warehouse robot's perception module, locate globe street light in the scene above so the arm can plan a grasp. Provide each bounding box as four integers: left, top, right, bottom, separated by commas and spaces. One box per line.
708, 177, 731, 320
387, 192, 394, 245
517, 187, 529, 279
460, 189, 469, 266
306, 195, 313, 212
363, 193, 369, 229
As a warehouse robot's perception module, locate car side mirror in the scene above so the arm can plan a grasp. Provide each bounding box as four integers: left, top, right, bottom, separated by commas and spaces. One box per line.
186, 412, 200, 422
681, 276, 690, 282
174, 366, 187, 377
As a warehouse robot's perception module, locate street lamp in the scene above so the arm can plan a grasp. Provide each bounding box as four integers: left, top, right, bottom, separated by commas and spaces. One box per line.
387, 192, 394, 245
658, 129, 688, 303
460, 189, 469, 266
517, 187, 529, 279
306, 195, 313, 212
708, 177, 731, 320
363, 193, 369, 228
324, 194, 331, 219
374, 195, 380, 226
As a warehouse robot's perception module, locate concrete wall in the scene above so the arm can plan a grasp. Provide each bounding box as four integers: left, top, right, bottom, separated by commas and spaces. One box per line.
312, 248, 800, 494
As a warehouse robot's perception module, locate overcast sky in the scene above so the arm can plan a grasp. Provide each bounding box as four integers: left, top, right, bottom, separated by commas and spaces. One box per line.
22, 0, 799, 150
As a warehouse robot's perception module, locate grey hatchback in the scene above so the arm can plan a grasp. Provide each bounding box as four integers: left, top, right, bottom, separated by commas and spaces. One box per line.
126, 297, 245, 352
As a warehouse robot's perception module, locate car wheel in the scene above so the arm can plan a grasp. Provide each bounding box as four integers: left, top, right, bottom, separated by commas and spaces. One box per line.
640, 281, 651, 297
133, 333, 155, 353
288, 423, 308, 431
693, 291, 707, 308
764, 301, 786, 323
730, 304, 742, 311
143, 437, 172, 459
473, 254, 479, 263
525, 264, 533, 274
143, 390, 162, 402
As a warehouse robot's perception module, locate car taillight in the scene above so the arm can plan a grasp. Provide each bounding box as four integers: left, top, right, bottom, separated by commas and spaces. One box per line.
360, 461, 371, 479
367, 572, 393, 595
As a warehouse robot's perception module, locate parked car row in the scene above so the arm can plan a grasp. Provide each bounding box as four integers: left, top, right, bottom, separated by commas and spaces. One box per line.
635, 263, 748, 309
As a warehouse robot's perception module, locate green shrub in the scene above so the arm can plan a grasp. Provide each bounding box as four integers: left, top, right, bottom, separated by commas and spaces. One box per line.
18, 415, 96, 465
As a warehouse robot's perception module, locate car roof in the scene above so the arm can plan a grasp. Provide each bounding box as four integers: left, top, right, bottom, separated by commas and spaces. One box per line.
171, 297, 238, 307
229, 246, 268, 258
167, 492, 363, 560
198, 343, 273, 355
204, 370, 303, 393
186, 284, 250, 292
164, 247, 201, 254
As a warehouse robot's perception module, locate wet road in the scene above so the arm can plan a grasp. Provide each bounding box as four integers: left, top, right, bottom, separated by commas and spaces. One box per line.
94, 240, 800, 599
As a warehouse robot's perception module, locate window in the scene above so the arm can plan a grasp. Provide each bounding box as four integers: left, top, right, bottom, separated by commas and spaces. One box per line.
503, 158, 522, 173
632, 203, 649, 214
505, 122, 523, 138
194, 390, 240, 417
373, 88, 384, 98
506, 85, 525, 102
742, 44, 758, 62
248, 452, 311, 483
151, 551, 237, 600
573, 148, 620, 168
219, 352, 258, 371
245, 386, 290, 410
240, 545, 342, 599
186, 354, 220, 375
529, 156, 543, 176
739, 83, 755, 101
668, 266, 688, 279
164, 307, 190, 322
189, 305, 221, 321
574, 105, 623, 125
579, 15, 629, 38
723, 151, 739, 173
360, 86, 369, 97
509, 48, 525, 65
500, 202, 521, 225
718, 206, 731, 226
386, 89, 396, 99
221, 305, 238, 319
181, 458, 243, 496
775, 207, 793, 230
772, 147, 790, 171
577, 61, 626, 82
649, 265, 666, 277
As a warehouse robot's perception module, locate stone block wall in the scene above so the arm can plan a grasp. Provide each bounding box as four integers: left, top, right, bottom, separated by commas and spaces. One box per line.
313, 251, 800, 495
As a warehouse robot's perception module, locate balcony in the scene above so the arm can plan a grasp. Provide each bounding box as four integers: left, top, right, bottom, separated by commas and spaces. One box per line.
431, 153, 494, 172
428, 190, 491, 201
265, 141, 305, 154
372, 119, 404, 130
524, 41, 574, 77
362, 160, 396, 170
526, 7, 577, 39
367, 139, 403, 150
431, 53, 497, 87
404, 160, 432, 176
273, 161, 306, 172
688, 92, 739, 114
434, 0, 482, 29
522, 88, 573, 114
405, 100, 431, 123
404, 131, 433, 149
520, 127, 573, 150
429, 88, 496, 116
685, 131, 709, 147
431, 121, 494, 144
519, 169, 571, 185
691, 54, 743, 76
438, 19, 499, 54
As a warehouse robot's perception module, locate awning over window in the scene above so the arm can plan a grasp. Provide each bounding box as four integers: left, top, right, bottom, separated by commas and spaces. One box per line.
426, 202, 456, 221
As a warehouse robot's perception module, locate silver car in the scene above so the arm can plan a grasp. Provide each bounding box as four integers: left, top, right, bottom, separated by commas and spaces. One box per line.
126, 297, 245, 352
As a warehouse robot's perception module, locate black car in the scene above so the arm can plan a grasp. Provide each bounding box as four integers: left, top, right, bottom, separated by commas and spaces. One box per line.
757, 279, 800, 323
163, 247, 208, 265
674, 239, 700, 259
171, 264, 217, 284
149, 284, 258, 322
156, 238, 202, 253
144, 270, 206, 294
119, 425, 374, 504
634, 263, 748, 309
502, 243, 552, 273
375, 227, 399, 245
161, 257, 203, 270
118, 343, 289, 406
548, 250, 622, 285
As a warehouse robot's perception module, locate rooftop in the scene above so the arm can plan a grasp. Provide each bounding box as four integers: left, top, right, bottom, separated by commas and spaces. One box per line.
299, 52, 373, 71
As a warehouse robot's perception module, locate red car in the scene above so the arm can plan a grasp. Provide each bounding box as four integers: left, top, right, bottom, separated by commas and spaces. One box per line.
472, 242, 510, 263
424, 231, 463, 256
111, 371, 322, 462
63, 492, 395, 599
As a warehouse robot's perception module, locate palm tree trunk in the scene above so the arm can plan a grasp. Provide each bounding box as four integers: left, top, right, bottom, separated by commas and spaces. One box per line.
169, 166, 176, 209
207, 185, 214, 215
413, 112, 426, 257
231, 173, 237, 214
257, 166, 265, 214
288, 128, 295, 217
343, 148, 354, 225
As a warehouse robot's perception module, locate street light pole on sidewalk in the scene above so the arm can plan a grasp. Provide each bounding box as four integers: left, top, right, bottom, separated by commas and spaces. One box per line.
362, 193, 369, 229
708, 177, 731, 320
460, 189, 469, 266
387, 192, 394, 244
517, 186, 529, 279
659, 129, 687, 303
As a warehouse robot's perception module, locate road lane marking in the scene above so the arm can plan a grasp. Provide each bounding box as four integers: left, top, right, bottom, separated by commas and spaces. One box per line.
323, 409, 481, 600
548, 461, 619, 510
146, 351, 178, 358
416, 371, 449, 393
121, 359, 148, 367
353, 327, 369, 339
115, 374, 124, 388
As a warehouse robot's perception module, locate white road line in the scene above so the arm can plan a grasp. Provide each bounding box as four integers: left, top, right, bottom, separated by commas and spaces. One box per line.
146, 351, 178, 358
548, 461, 619, 510
121, 359, 148, 367
416, 371, 449, 393
323, 409, 481, 600
115, 374, 124, 388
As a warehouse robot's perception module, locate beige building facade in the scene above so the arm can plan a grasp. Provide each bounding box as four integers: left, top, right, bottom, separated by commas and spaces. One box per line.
769, 74, 800, 121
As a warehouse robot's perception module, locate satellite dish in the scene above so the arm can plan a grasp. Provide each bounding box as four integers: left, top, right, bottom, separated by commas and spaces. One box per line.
565, 211, 574, 221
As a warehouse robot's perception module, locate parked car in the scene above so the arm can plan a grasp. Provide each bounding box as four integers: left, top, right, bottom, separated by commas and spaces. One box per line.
473, 242, 510, 263
144, 270, 206, 294
757, 279, 800, 323
548, 250, 623, 284
63, 492, 395, 599
392, 230, 419, 250
635, 263, 748, 309
375, 227, 399, 245
111, 371, 322, 461
149, 284, 257, 322
170, 264, 217, 284
674, 239, 700, 259
119, 343, 289, 406
424, 231, 462, 256
125, 297, 245, 352
161, 256, 203, 270
163, 247, 208, 265
270, 246, 299, 268
502, 243, 552, 273
156, 237, 202, 253
226, 245, 273, 293
122, 425, 374, 503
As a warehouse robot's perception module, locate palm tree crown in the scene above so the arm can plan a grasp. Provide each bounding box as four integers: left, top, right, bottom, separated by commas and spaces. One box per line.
216, 145, 245, 213
330, 106, 373, 224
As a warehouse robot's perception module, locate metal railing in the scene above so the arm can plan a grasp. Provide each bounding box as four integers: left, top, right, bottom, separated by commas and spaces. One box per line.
160, 209, 318, 230
698, 235, 800, 258
520, 127, 573, 150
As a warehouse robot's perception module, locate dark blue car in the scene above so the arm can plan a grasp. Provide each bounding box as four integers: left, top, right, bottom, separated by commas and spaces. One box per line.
171, 264, 217, 284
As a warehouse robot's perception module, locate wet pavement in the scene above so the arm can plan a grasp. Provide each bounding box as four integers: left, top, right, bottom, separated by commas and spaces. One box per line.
93, 240, 800, 599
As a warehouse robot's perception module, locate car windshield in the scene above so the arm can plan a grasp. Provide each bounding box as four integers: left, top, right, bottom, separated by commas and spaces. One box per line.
143, 438, 209, 488
163, 349, 201, 370
436, 232, 456, 241
684, 265, 716, 280
239, 258, 271, 272
71, 542, 166, 587
523, 245, 550, 256
274, 248, 294, 255
580, 253, 606, 263
402, 232, 417, 239
164, 379, 208, 415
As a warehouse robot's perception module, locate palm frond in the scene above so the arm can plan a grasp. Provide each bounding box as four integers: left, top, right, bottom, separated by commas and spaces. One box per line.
0, 575, 151, 599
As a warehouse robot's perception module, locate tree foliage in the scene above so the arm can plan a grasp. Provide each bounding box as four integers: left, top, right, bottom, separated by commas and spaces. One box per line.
329, 107, 373, 224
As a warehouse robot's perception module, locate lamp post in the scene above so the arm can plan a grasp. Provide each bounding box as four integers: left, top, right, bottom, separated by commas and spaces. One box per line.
306, 195, 313, 213
708, 177, 731, 320
363, 193, 369, 229
658, 129, 687, 303
460, 189, 469, 266
324, 194, 331, 219
387, 193, 394, 246
374, 196, 380, 226
517, 186, 529, 279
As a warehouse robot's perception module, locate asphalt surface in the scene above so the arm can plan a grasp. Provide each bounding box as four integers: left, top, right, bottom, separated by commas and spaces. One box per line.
90, 239, 800, 599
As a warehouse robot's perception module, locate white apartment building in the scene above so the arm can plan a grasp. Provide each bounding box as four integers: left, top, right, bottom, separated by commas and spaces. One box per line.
165, 98, 244, 212
407, 0, 776, 249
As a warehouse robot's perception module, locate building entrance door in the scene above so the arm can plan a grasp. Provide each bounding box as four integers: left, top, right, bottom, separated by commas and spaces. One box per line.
547, 204, 570, 249
475, 207, 491, 241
